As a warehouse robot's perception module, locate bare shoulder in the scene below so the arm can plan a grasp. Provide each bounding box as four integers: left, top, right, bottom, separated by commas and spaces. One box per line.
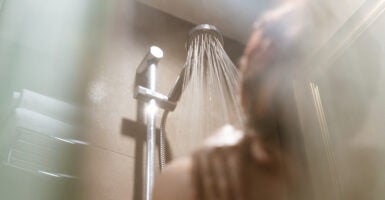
204, 124, 244, 147
152, 157, 195, 200
153, 125, 243, 200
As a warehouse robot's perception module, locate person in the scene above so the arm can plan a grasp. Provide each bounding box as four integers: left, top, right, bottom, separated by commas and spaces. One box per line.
153, 1, 317, 200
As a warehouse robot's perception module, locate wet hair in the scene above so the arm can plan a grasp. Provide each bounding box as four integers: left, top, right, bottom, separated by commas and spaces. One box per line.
239, 0, 382, 143
239, 2, 311, 141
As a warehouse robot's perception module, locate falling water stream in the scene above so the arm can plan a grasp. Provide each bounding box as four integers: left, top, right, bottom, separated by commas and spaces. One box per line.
167, 31, 243, 158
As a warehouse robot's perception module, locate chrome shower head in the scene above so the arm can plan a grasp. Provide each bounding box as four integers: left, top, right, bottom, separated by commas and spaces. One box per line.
170, 25, 224, 103
186, 24, 224, 48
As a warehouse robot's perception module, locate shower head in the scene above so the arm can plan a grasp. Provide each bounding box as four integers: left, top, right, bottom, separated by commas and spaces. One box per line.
170, 24, 225, 104
186, 24, 224, 48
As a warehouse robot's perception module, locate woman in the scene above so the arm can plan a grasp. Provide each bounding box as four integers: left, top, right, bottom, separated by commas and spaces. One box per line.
153, 1, 316, 200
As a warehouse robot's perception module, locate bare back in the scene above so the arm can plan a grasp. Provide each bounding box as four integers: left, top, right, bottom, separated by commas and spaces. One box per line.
153, 125, 304, 200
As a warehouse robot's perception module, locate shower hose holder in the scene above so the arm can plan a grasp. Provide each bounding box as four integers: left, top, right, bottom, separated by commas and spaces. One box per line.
134, 46, 177, 112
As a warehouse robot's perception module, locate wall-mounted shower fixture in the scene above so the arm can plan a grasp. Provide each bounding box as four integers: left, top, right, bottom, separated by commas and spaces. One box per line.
134, 45, 182, 200
134, 46, 164, 200
134, 24, 241, 200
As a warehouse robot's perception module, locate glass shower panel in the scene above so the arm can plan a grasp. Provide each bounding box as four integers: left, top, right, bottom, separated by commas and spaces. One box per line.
0, 0, 107, 199
294, 4, 385, 200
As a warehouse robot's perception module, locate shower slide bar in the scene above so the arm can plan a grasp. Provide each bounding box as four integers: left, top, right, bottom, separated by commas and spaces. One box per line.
134, 46, 179, 200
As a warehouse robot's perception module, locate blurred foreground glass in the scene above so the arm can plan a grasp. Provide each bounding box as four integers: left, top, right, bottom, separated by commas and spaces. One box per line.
0, 0, 107, 199
293, 1, 385, 199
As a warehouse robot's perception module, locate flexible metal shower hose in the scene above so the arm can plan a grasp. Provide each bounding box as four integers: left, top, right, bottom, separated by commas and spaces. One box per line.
159, 110, 169, 171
